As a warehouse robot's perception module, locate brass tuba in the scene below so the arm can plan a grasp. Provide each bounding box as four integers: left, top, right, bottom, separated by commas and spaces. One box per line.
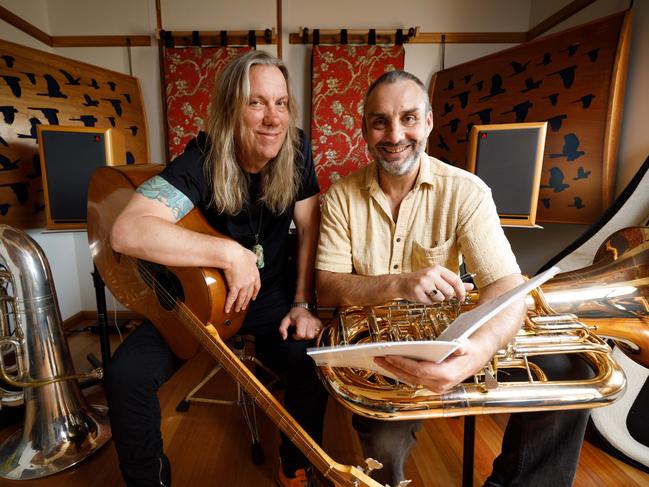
0, 225, 111, 480
315, 227, 649, 420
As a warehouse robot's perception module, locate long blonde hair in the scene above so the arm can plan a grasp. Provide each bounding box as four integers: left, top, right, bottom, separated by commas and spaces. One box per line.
204, 50, 300, 215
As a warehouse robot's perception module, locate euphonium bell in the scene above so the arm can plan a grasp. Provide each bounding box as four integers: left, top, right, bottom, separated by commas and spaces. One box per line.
0, 225, 111, 480
314, 227, 649, 420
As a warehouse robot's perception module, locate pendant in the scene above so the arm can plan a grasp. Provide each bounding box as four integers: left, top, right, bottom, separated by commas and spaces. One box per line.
253, 243, 264, 269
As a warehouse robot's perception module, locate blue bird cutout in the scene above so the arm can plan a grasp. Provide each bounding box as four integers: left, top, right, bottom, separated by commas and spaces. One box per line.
550, 133, 585, 161
568, 196, 585, 209
573, 167, 591, 180
540, 167, 570, 193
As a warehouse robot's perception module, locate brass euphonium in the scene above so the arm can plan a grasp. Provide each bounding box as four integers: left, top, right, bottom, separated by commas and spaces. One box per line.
0, 225, 111, 480
315, 227, 649, 420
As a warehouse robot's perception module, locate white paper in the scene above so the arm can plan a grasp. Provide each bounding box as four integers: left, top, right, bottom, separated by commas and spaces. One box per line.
307, 266, 560, 378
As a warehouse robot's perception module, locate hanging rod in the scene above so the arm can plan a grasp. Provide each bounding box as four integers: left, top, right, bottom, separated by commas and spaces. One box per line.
157, 28, 277, 47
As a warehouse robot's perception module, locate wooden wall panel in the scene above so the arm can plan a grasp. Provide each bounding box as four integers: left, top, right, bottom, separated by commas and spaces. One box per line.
428, 11, 631, 224
0, 38, 148, 229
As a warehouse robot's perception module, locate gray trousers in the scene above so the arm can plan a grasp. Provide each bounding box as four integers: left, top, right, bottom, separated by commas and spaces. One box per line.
352, 353, 592, 487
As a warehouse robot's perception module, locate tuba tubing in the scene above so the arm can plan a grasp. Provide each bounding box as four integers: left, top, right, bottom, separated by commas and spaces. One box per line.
0, 225, 111, 480
315, 226, 649, 420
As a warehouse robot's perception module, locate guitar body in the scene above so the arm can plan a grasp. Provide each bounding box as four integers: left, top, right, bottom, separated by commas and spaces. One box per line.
87, 164, 246, 359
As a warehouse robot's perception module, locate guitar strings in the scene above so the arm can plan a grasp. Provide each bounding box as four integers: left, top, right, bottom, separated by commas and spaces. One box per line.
129, 257, 325, 463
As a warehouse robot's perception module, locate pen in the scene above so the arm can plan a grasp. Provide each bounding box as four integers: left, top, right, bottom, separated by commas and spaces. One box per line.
459, 272, 476, 282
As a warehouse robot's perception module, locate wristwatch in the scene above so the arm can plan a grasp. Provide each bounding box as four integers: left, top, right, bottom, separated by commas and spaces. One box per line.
291, 301, 315, 311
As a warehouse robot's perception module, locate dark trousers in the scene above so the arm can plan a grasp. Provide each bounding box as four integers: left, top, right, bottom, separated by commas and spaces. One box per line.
105, 288, 327, 487
353, 353, 593, 487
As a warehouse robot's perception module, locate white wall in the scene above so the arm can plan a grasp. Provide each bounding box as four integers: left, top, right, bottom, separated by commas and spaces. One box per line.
1, 0, 647, 317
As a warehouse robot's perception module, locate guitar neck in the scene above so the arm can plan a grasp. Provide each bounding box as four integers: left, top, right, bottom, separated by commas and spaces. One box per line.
184, 311, 380, 486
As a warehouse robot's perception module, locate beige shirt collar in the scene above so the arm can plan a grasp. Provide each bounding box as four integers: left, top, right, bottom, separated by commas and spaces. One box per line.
362, 154, 436, 198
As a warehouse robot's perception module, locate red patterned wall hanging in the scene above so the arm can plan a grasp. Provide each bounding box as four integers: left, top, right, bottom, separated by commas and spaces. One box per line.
162, 46, 251, 161
428, 11, 631, 225
0, 38, 148, 229
311, 45, 404, 193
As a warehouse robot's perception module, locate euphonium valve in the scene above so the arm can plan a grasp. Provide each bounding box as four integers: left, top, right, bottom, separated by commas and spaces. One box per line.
0, 225, 111, 480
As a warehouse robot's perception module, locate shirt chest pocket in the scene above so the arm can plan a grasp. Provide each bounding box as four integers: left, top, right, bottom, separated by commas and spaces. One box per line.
411, 238, 460, 272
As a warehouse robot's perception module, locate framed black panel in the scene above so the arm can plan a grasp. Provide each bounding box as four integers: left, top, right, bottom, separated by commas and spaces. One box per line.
467, 122, 547, 227
37, 126, 125, 230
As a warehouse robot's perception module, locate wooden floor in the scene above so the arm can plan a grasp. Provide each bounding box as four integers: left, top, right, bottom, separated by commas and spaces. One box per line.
1, 323, 648, 487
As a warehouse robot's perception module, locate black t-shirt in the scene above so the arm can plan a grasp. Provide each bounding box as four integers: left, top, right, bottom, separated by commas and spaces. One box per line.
159, 130, 319, 308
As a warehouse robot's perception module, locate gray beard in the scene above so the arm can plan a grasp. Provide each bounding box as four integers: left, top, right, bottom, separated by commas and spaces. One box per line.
372, 142, 424, 176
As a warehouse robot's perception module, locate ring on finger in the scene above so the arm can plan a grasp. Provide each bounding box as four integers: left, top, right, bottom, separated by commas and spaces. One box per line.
426, 288, 439, 298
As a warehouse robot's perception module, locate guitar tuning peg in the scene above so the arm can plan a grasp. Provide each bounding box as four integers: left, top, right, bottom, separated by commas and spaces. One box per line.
395, 481, 412, 487
362, 457, 383, 474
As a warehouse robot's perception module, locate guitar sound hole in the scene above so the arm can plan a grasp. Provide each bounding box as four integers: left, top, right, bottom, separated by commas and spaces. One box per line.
138, 260, 185, 311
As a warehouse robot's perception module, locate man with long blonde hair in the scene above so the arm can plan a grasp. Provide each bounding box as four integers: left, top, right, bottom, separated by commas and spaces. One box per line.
107, 50, 327, 487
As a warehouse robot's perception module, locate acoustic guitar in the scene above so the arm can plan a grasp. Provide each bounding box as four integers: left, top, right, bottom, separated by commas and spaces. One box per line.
86, 164, 382, 487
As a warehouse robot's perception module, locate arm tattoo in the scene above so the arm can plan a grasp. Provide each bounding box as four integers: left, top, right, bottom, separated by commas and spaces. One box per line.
136, 176, 193, 220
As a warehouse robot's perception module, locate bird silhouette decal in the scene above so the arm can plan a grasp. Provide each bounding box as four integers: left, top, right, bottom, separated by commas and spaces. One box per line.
544, 93, 560, 106
82, 94, 100, 107
469, 108, 492, 125
443, 80, 454, 92
59, 69, 81, 85
0, 55, 15, 68
473, 80, 484, 92
479, 74, 506, 101
437, 134, 450, 151
0, 203, 10, 216
33, 201, 46, 214
27, 154, 41, 179
1, 75, 22, 98
573, 94, 595, 109
0, 106, 18, 124
106, 116, 116, 127
441, 102, 454, 117
463, 74, 473, 84
0, 182, 29, 204
122, 93, 132, 104
0, 154, 20, 171
103, 98, 123, 116
561, 42, 581, 57
37, 74, 67, 98
549, 65, 577, 89
540, 167, 570, 192
128, 126, 138, 136
28, 107, 60, 125
126, 152, 135, 164
442, 118, 461, 133
520, 78, 542, 93
88, 78, 100, 90
451, 90, 470, 109
0, 135, 7, 147
16, 117, 41, 139
22, 72, 37, 84
568, 196, 585, 209
106, 81, 117, 92
457, 122, 474, 143
509, 61, 529, 76
537, 52, 552, 66
573, 167, 591, 180
501, 101, 533, 123
70, 115, 98, 127
546, 114, 568, 132
550, 133, 585, 161
585, 48, 600, 62
540, 198, 551, 209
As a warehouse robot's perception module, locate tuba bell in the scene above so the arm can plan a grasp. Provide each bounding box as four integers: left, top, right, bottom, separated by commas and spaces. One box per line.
0, 225, 111, 480
315, 226, 649, 420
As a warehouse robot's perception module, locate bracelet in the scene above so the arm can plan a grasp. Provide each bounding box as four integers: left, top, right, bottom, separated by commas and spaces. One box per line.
291, 301, 315, 311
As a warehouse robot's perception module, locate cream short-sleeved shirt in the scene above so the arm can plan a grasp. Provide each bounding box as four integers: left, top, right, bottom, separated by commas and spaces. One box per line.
315, 154, 520, 289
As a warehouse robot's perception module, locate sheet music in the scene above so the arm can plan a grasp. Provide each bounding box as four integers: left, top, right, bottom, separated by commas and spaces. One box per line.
307, 266, 560, 378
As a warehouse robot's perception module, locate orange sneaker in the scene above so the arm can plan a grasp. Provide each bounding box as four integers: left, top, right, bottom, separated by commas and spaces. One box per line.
276, 467, 309, 487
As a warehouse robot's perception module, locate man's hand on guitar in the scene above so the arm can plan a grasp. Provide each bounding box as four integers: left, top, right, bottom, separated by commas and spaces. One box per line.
222, 241, 261, 313
278, 307, 322, 341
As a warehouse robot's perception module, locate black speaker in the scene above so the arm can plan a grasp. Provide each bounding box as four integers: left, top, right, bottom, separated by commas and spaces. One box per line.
37, 126, 125, 230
